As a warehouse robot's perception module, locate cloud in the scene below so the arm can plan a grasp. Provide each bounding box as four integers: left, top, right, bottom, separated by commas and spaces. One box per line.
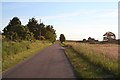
95, 9, 118, 18
40, 12, 81, 20
39, 9, 118, 21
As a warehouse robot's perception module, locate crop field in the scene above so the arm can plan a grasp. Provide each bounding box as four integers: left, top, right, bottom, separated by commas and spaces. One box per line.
67, 42, 119, 60
64, 42, 119, 78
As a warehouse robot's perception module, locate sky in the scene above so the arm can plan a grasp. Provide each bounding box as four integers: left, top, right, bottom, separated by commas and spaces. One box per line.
1, 1, 119, 41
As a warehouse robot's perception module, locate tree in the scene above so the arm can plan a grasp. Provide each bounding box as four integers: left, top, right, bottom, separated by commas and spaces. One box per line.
39, 23, 45, 37
27, 17, 40, 39
17, 25, 34, 40
3, 17, 22, 40
59, 34, 65, 43
3, 17, 33, 41
2, 17, 57, 42
83, 39, 87, 42
44, 25, 56, 43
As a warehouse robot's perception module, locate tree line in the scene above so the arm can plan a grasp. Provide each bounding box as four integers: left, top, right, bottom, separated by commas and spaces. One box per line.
2, 17, 56, 43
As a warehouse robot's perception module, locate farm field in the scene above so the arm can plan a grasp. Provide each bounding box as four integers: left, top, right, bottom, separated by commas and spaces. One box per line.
64, 42, 119, 78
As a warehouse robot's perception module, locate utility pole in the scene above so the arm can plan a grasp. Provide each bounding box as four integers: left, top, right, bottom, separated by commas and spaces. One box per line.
40, 19, 41, 23
39, 19, 41, 40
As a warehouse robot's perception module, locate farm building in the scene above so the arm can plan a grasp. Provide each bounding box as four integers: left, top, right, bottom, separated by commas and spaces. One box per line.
103, 32, 116, 41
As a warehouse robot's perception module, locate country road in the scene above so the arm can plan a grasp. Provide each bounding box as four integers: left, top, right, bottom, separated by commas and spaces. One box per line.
2, 44, 76, 78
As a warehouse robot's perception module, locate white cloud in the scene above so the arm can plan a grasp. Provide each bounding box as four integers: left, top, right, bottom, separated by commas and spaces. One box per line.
40, 12, 81, 20
40, 9, 118, 21
95, 9, 118, 18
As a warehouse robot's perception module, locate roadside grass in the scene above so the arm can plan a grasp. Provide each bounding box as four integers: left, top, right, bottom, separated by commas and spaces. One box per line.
64, 42, 119, 78
2, 40, 51, 71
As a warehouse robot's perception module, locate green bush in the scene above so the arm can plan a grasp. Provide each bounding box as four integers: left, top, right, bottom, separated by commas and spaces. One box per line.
2, 40, 51, 71
2, 41, 31, 58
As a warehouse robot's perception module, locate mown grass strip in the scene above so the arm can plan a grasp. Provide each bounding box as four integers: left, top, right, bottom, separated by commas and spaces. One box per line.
65, 46, 117, 78
2, 40, 51, 71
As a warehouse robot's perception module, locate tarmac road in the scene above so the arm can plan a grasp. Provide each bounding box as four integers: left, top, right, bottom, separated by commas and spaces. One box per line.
2, 43, 76, 78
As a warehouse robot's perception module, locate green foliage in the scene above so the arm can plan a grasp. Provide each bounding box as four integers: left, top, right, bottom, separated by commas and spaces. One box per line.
2, 17, 56, 71
2, 17, 33, 41
2, 41, 31, 58
2, 40, 51, 71
44, 25, 56, 43
27, 18, 56, 42
2, 17, 57, 42
27, 18, 40, 39
59, 34, 65, 43
39, 36, 45, 40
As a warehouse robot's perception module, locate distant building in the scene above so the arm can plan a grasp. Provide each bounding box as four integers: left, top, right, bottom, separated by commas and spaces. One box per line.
103, 32, 116, 41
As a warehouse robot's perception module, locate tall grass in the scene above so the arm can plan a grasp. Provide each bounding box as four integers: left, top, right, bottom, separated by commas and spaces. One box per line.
2, 40, 51, 71
65, 42, 119, 77
2, 41, 31, 58
65, 47, 115, 78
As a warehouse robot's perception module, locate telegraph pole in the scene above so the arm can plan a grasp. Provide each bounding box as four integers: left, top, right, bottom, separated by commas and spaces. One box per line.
40, 19, 41, 23
40, 19, 41, 40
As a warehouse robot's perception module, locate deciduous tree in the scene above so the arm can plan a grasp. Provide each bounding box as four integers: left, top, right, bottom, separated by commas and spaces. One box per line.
59, 34, 65, 43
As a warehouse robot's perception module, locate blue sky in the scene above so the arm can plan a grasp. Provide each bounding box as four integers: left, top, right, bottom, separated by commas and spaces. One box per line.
1, 2, 118, 40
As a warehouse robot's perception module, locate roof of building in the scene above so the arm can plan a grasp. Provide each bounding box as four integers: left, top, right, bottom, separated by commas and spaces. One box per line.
103, 32, 115, 36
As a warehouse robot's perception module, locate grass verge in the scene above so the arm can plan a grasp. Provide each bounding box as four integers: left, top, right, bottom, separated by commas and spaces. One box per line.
64, 43, 118, 78
2, 40, 51, 71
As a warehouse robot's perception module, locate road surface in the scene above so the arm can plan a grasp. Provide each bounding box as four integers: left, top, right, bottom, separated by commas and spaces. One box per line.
2, 44, 76, 78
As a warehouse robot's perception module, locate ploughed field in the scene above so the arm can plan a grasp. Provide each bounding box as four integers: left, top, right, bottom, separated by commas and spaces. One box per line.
64, 42, 119, 78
